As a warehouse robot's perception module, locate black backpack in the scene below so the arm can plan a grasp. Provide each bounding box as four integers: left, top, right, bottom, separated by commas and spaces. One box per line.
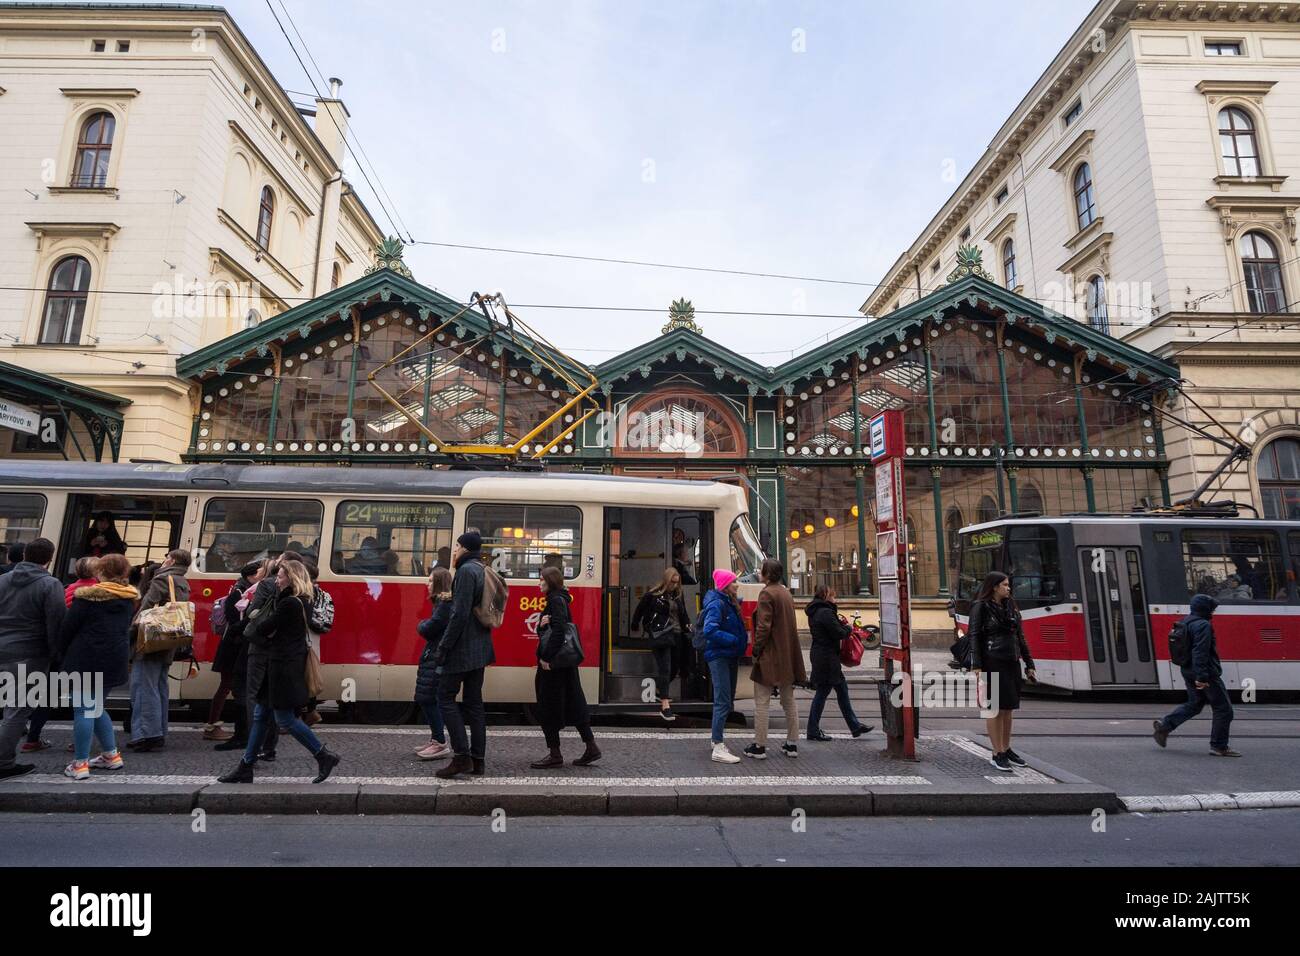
1168, 620, 1191, 667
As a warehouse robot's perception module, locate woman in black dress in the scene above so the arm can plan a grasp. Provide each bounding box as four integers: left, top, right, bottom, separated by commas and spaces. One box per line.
530, 566, 600, 769
968, 571, 1037, 773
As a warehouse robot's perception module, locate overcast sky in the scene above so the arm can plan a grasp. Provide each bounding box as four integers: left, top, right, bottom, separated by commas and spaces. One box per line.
211, 1, 1095, 361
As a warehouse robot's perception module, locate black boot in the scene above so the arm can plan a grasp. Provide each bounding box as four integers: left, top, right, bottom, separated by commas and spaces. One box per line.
312, 746, 340, 784
435, 754, 473, 779
572, 741, 602, 766
471, 757, 486, 776
530, 748, 564, 769
214, 737, 247, 752
217, 759, 254, 784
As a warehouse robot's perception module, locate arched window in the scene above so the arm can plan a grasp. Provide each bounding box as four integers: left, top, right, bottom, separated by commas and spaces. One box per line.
256, 186, 275, 251
244, 309, 261, 330
977, 495, 998, 524
618, 392, 745, 456
1086, 275, 1109, 334
72, 111, 115, 188
1002, 238, 1018, 289
1073, 163, 1096, 231
1019, 483, 1044, 515
1218, 107, 1260, 178
1258, 437, 1300, 520
945, 507, 964, 569
1240, 231, 1286, 314
331, 262, 342, 290
39, 255, 92, 344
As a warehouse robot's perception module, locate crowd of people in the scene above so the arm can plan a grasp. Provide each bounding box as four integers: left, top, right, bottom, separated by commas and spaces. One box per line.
13, 518, 1236, 782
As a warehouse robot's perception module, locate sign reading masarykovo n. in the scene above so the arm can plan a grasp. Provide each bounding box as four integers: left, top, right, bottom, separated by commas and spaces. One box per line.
0, 399, 39, 436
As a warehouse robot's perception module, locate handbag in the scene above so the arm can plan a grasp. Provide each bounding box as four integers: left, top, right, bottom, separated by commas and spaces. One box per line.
548, 622, 585, 669
299, 601, 325, 697
839, 619, 866, 668
134, 575, 195, 655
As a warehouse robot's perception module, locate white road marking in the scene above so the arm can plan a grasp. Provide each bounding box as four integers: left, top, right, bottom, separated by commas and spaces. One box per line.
6, 773, 929, 788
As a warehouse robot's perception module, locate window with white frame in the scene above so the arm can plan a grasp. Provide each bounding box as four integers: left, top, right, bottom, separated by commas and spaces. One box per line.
39, 256, 92, 344
1218, 107, 1261, 177
1073, 163, 1097, 231
1086, 275, 1109, 335
1002, 238, 1017, 290
1240, 231, 1286, 314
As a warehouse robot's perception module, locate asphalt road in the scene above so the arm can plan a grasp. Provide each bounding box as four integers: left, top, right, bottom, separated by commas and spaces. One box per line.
2, 809, 1296, 866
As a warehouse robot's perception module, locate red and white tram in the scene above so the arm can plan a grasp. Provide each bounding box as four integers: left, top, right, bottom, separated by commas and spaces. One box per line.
0, 462, 765, 712
953, 514, 1300, 692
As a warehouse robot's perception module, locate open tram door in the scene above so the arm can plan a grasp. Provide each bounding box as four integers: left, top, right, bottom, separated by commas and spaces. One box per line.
1075, 543, 1158, 686
601, 507, 713, 708
54, 492, 187, 584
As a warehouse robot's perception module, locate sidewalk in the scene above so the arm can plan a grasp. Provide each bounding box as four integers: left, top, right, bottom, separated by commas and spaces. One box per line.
0, 722, 1113, 817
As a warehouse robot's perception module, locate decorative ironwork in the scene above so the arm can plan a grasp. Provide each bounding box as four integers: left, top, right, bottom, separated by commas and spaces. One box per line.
662, 298, 703, 335
365, 236, 414, 279
946, 245, 994, 284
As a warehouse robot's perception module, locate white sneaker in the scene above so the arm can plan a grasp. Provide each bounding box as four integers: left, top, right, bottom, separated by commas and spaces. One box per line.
711, 742, 740, 764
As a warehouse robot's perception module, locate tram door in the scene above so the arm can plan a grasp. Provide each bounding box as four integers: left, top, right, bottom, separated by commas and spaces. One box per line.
602, 507, 712, 705
1076, 546, 1157, 685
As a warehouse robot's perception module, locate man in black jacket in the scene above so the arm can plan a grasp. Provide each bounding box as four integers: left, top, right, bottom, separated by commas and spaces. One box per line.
1153, 594, 1238, 756
0, 538, 65, 778
433, 531, 496, 779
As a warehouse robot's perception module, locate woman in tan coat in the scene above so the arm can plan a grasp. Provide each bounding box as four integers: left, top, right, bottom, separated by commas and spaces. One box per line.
745, 559, 807, 759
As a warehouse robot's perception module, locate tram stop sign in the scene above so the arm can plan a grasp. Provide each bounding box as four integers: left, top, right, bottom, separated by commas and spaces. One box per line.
869, 409, 918, 759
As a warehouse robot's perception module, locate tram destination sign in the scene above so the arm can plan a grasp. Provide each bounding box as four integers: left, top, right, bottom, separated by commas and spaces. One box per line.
337, 500, 452, 527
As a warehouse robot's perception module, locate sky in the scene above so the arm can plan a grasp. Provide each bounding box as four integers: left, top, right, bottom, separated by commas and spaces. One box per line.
202, 0, 1097, 363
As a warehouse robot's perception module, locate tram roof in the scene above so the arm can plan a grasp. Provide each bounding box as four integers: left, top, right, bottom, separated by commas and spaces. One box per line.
960, 514, 1300, 534
0, 461, 746, 508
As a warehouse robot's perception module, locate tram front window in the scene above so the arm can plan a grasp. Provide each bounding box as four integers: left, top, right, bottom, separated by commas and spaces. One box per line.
957, 527, 1003, 600
729, 515, 764, 582
1007, 526, 1061, 606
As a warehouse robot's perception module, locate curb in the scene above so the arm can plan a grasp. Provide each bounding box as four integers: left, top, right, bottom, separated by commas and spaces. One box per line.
1120, 790, 1300, 813
0, 780, 1120, 817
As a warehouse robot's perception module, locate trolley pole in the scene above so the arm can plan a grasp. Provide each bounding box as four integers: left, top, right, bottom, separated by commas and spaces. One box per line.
870, 409, 916, 760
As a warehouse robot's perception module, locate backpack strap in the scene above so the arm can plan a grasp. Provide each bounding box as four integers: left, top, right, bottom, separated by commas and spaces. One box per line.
167, 573, 176, 604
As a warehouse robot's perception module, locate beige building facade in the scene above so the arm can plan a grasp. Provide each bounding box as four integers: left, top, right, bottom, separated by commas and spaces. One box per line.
864, 0, 1300, 520
0, 3, 381, 462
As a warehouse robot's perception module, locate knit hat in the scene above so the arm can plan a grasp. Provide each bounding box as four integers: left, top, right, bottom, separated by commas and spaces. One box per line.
712, 568, 737, 591
457, 530, 482, 553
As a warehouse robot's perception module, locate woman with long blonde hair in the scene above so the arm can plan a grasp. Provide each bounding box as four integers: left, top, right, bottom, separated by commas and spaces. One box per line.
631, 567, 693, 722
217, 558, 340, 784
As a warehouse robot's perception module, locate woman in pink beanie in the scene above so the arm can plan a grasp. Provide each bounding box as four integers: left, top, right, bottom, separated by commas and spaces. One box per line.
700, 568, 748, 763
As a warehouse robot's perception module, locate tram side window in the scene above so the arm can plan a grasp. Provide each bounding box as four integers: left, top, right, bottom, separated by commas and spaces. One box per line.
1181, 530, 1284, 603
0, 494, 46, 550
1287, 532, 1300, 602
466, 503, 581, 579
1007, 526, 1061, 606
198, 498, 323, 573
330, 500, 453, 577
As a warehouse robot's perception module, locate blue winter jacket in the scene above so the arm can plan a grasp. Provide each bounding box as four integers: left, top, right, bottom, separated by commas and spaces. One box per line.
1182, 593, 1222, 683
699, 589, 748, 664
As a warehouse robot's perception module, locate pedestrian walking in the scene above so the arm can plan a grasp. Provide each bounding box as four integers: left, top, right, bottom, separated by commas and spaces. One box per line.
968, 571, 1037, 773
301, 557, 332, 727
745, 559, 806, 759
205, 560, 263, 743
0, 537, 66, 779
630, 567, 693, 722
127, 549, 191, 752
217, 559, 340, 784
1152, 594, 1238, 756
57, 554, 135, 780
701, 568, 749, 764
530, 567, 600, 769
413, 567, 453, 761
432, 531, 499, 780
805, 585, 873, 741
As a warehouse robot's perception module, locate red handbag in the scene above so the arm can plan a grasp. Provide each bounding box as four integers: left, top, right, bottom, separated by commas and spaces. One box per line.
839, 616, 866, 667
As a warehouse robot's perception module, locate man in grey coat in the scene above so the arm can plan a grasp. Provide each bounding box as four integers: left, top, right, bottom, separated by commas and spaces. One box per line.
128, 549, 191, 751
0, 538, 65, 779
433, 531, 497, 779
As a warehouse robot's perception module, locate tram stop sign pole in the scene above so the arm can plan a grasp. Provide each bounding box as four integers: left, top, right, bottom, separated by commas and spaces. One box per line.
870, 409, 917, 760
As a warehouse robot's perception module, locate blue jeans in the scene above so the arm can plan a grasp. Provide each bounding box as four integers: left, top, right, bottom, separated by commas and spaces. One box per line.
708, 657, 739, 744
808, 678, 864, 737
1160, 669, 1234, 750
129, 655, 170, 742
72, 700, 117, 762
420, 700, 445, 744
242, 703, 322, 763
